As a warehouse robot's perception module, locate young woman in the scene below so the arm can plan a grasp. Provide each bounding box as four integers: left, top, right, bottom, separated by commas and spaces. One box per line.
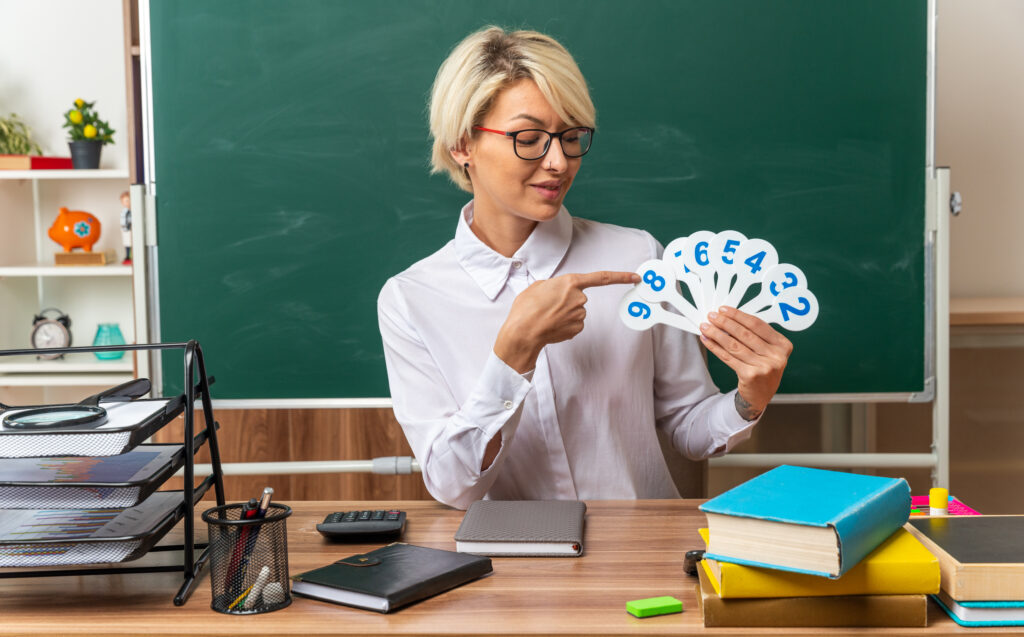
378, 27, 792, 509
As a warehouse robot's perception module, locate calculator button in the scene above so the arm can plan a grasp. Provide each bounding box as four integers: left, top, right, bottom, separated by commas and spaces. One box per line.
358, 511, 371, 520
372, 510, 385, 520
342, 512, 357, 521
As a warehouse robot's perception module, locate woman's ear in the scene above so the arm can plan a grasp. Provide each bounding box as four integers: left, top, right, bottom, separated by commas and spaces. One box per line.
450, 137, 471, 166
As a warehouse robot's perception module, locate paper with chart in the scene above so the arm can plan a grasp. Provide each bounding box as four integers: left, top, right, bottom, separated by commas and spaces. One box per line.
0, 491, 181, 567
619, 230, 819, 334
0, 446, 180, 509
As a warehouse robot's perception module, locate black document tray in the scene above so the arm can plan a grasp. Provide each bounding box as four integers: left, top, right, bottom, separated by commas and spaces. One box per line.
0, 443, 188, 508
0, 487, 209, 568
0, 395, 186, 458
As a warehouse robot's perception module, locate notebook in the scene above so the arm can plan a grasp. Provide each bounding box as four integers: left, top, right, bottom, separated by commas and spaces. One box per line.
454, 500, 586, 557
290, 543, 492, 613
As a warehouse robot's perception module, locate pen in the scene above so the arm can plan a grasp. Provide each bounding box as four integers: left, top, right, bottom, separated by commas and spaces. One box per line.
257, 487, 273, 518
232, 487, 273, 597
226, 498, 259, 596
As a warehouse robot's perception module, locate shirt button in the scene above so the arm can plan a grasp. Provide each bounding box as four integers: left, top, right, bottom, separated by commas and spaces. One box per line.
511, 261, 522, 269
503, 400, 514, 410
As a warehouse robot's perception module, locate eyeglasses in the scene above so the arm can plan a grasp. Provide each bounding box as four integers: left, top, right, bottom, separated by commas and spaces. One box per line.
473, 126, 595, 160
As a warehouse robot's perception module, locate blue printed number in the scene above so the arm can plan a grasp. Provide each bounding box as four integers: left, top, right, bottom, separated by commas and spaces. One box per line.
744, 250, 766, 274
722, 239, 740, 264
779, 297, 811, 322
628, 302, 652, 320
695, 241, 709, 266
769, 272, 799, 296
642, 269, 665, 292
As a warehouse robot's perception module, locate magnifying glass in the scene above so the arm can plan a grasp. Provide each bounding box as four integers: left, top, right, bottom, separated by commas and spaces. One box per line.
0, 378, 152, 430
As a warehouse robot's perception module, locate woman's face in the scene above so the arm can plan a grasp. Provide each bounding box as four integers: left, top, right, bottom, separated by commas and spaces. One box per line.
458, 78, 583, 226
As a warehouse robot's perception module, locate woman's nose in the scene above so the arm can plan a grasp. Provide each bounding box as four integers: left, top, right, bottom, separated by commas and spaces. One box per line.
544, 138, 568, 172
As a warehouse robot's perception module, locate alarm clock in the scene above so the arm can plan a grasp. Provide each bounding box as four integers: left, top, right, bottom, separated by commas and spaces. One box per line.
30, 308, 71, 360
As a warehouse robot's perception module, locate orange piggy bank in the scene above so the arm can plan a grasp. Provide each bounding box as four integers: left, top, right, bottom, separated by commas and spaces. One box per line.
48, 207, 102, 252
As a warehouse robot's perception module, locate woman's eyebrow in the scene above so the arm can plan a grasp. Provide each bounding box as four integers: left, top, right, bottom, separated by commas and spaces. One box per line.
506, 113, 547, 126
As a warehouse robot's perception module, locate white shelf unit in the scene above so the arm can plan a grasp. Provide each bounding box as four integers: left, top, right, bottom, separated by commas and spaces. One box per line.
0, 171, 141, 393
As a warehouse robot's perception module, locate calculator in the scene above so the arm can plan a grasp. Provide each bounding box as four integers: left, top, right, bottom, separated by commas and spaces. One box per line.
315, 509, 406, 541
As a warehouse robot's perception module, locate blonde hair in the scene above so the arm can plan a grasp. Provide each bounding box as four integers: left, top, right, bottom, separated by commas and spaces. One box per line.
429, 26, 596, 192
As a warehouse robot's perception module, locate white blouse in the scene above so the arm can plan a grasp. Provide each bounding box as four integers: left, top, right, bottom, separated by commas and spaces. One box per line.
378, 202, 758, 509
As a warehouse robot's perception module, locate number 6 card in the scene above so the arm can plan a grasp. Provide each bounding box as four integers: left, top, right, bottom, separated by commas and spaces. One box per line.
620, 230, 819, 333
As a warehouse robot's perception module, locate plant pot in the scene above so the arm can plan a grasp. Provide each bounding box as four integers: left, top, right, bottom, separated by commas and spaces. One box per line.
68, 140, 102, 169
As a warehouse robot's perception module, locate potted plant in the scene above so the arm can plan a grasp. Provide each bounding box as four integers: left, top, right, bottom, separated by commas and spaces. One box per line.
62, 98, 114, 169
0, 113, 43, 155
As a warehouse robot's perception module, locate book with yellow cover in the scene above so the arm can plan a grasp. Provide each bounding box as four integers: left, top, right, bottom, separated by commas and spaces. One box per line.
698, 526, 938, 598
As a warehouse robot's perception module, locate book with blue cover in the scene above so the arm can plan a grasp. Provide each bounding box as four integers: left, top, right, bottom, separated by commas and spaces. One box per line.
699, 465, 911, 579
934, 591, 1024, 627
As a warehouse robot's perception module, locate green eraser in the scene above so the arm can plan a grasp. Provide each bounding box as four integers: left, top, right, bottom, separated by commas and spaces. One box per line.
626, 595, 683, 618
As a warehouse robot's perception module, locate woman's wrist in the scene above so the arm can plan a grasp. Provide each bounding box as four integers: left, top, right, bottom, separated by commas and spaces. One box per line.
734, 392, 764, 421
494, 325, 541, 374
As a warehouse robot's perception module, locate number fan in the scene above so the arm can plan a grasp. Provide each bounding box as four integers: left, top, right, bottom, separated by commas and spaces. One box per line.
619, 231, 819, 333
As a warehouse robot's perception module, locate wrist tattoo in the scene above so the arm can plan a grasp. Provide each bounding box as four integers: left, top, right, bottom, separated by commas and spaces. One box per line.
734, 393, 763, 421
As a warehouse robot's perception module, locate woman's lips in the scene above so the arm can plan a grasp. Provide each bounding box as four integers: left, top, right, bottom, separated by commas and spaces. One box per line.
531, 182, 562, 200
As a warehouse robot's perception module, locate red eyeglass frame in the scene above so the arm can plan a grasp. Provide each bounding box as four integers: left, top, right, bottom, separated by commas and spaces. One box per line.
472, 125, 595, 159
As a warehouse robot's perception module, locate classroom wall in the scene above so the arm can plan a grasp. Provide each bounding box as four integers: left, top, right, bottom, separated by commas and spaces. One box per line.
938, 0, 1024, 297
0, 0, 128, 170
0, 0, 132, 407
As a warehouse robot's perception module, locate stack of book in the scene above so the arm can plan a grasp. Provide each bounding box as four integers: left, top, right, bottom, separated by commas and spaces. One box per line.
907, 515, 1024, 627
695, 465, 939, 628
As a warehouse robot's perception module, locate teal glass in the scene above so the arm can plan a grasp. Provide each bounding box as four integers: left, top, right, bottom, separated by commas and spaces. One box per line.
93, 323, 126, 360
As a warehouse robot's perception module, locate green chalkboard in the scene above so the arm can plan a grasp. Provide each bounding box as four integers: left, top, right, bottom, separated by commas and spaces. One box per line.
150, 0, 927, 399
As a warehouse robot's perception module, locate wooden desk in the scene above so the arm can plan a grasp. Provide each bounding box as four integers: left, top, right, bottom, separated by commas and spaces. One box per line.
0, 500, 1005, 636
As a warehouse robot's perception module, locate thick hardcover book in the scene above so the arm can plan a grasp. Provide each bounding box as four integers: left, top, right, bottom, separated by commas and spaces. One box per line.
906, 515, 1024, 601
934, 591, 1024, 626
699, 465, 910, 578
455, 500, 585, 557
698, 527, 938, 598
290, 543, 492, 613
695, 564, 927, 628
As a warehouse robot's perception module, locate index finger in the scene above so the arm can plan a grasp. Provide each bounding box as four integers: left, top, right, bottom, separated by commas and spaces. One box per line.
572, 270, 641, 289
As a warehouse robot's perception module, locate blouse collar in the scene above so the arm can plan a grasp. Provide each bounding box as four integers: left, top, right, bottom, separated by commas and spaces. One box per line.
454, 200, 573, 301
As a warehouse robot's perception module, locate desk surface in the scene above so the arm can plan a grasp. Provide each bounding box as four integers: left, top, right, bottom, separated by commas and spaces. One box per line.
0, 499, 1009, 636
951, 297, 1024, 326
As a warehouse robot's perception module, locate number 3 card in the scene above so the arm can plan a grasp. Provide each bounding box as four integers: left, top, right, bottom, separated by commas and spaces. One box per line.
620, 230, 819, 333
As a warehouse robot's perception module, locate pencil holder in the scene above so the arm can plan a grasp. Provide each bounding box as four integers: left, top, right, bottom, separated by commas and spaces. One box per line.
202, 502, 292, 614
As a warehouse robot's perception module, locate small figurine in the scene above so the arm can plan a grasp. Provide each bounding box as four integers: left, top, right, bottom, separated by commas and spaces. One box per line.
119, 190, 132, 265
48, 207, 101, 252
